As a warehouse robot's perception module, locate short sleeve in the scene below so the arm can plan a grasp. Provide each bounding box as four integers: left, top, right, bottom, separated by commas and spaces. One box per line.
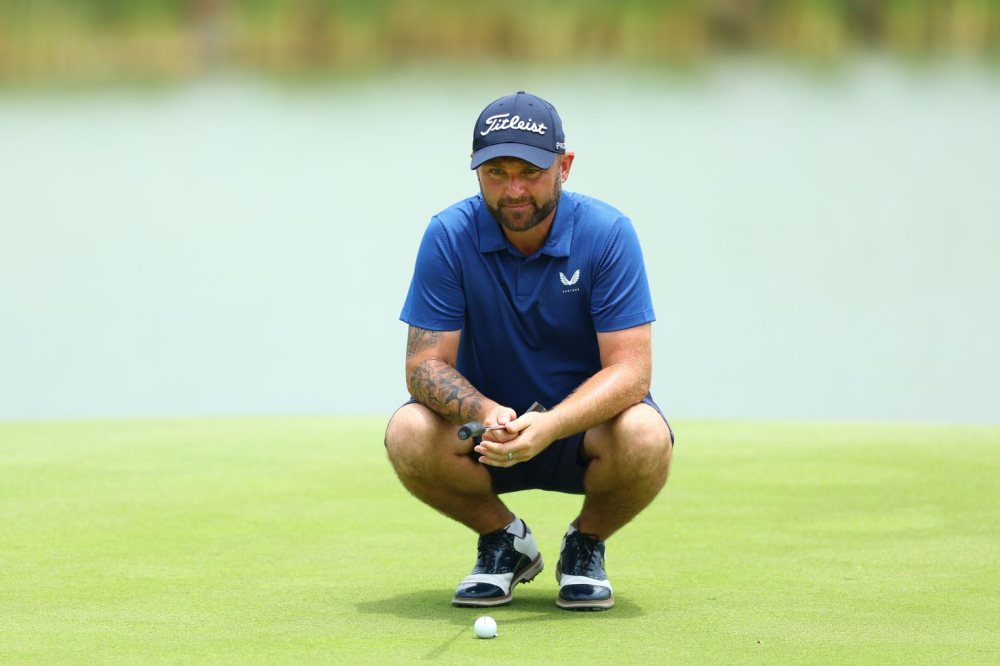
591, 217, 656, 332
400, 218, 466, 331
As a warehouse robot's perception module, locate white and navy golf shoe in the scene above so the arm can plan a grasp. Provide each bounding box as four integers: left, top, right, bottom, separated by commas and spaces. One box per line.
556, 524, 614, 610
452, 517, 543, 607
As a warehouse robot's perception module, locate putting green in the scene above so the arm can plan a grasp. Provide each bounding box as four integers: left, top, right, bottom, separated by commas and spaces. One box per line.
1, 418, 997, 664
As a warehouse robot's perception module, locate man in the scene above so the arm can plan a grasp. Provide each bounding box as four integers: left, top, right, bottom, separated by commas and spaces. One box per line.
384, 91, 673, 611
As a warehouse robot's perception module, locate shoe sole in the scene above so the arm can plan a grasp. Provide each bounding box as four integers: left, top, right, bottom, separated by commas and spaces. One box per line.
556, 595, 614, 611
555, 560, 614, 611
451, 553, 544, 607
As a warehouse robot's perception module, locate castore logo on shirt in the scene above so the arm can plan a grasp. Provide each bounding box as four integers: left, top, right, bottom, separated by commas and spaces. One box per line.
559, 270, 580, 286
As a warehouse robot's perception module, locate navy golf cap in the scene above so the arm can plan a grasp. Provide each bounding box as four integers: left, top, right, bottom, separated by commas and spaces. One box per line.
470, 91, 565, 170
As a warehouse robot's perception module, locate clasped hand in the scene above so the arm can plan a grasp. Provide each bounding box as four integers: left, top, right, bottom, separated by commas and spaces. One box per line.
473, 405, 553, 467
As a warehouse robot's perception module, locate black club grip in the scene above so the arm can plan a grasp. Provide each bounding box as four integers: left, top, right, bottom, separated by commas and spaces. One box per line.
457, 422, 486, 441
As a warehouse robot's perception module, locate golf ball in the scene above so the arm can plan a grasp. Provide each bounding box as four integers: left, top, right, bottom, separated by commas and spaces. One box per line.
474, 615, 497, 639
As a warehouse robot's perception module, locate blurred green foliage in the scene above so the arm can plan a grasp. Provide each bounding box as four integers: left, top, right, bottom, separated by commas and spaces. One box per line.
1, 0, 998, 82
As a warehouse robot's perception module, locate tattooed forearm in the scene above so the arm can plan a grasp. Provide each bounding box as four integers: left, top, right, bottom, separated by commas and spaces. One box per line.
408, 358, 485, 424
406, 326, 442, 360
404, 325, 489, 423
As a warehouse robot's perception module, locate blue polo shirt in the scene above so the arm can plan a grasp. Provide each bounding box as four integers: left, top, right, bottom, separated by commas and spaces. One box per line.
400, 190, 655, 414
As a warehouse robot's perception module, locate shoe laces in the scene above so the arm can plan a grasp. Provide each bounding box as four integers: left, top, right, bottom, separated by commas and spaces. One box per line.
475, 528, 509, 567
566, 531, 602, 574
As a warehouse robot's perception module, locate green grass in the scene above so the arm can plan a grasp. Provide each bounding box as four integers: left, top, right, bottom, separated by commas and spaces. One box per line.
1, 417, 998, 664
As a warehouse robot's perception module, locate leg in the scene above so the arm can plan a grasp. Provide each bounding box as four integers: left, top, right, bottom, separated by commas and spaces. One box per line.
576, 403, 673, 541
385, 402, 543, 607
555, 404, 672, 610
384, 402, 512, 534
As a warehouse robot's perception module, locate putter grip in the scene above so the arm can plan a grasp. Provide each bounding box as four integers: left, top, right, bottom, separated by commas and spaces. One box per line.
457, 422, 486, 441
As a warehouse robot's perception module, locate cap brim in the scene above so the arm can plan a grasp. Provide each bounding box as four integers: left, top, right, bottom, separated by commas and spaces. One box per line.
470, 143, 558, 170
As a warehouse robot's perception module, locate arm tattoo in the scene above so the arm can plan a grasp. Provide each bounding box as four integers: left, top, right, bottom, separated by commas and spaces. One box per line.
406, 326, 441, 360
408, 358, 484, 425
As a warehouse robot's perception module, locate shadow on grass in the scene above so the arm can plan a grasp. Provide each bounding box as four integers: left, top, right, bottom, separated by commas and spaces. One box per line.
356, 588, 645, 659
356, 588, 644, 623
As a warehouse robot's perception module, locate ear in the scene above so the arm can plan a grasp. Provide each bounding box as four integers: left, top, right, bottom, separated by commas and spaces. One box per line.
559, 151, 575, 183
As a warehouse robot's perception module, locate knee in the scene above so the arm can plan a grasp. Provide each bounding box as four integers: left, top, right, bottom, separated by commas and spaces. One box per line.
603, 405, 673, 471
384, 404, 441, 474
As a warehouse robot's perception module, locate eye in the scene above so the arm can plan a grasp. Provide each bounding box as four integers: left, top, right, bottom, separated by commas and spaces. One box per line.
488, 168, 505, 176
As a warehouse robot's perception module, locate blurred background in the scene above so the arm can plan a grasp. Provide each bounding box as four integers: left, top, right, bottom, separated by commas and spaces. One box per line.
1, 1, 998, 423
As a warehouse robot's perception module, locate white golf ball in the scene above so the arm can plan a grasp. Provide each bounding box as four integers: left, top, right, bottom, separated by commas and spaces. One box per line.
474, 615, 498, 639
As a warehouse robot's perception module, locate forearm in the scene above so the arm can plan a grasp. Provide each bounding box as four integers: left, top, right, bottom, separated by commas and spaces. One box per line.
407, 358, 495, 425
547, 362, 650, 440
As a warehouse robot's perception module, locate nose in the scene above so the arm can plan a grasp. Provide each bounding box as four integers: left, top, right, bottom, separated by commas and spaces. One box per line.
504, 175, 527, 199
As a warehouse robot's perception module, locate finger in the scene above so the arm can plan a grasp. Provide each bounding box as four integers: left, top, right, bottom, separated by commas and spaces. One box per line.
478, 455, 511, 467
488, 428, 519, 444
476, 441, 519, 464
478, 451, 518, 468
481, 430, 517, 444
505, 413, 537, 434
477, 452, 510, 466
496, 407, 517, 425
474, 441, 504, 458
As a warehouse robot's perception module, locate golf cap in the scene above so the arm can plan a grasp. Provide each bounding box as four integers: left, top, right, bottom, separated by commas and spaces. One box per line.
470, 91, 566, 170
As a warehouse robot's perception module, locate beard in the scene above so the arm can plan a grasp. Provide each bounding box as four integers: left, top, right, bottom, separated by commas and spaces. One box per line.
483, 177, 562, 233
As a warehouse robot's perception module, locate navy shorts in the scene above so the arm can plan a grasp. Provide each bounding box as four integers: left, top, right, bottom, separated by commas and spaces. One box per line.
399, 395, 673, 496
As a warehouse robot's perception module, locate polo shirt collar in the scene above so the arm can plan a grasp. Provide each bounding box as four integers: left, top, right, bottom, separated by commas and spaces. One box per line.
540, 194, 574, 258
476, 192, 576, 257
476, 195, 508, 253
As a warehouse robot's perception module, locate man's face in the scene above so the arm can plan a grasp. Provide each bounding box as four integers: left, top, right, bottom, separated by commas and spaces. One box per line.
476, 156, 564, 233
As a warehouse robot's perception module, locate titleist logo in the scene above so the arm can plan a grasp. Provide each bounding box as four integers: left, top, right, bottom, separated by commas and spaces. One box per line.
480, 113, 548, 137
